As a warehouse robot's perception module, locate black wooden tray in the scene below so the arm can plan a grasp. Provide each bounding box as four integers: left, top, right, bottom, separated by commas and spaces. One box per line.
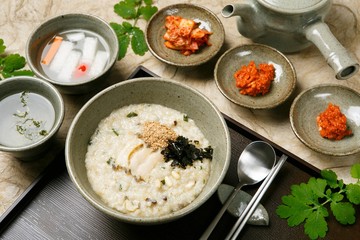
1, 66, 359, 240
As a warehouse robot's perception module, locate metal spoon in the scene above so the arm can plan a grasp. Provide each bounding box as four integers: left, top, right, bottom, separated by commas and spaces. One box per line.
200, 141, 276, 240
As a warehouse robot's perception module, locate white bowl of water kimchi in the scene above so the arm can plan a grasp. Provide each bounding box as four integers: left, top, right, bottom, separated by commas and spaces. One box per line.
26, 13, 119, 94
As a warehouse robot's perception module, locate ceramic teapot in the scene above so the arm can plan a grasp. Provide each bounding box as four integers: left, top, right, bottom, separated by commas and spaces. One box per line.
222, 0, 359, 80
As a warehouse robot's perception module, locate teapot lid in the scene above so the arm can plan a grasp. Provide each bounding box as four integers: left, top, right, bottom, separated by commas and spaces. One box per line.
258, 0, 329, 13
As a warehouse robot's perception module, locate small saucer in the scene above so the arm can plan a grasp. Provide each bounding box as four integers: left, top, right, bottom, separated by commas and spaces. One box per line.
146, 3, 225, 67
290, 84, 360, 156
214, 44, 296, 109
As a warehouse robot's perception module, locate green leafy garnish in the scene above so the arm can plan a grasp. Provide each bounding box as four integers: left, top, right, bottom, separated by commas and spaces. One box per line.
39, 130, 48, 136
126, 112, 138, 118
110, 0, 158, 60
112, 128, 120, 136
0, 39, 34, 80
277, 163, 360, 239
0, 39, 6, 53
13, 111, 28, 118
107, 157, 114, 165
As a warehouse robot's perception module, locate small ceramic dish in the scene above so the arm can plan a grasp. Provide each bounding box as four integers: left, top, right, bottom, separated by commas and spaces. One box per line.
290, 84, 360, 156
214, 44, 296, 109
146, 3, 225, 67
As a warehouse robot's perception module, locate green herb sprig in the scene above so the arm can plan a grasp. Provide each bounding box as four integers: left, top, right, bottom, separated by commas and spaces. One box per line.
0, 39, 34, 80
110, 0, 158, 60
276, 163, 360, 240
126, 111, 138, 118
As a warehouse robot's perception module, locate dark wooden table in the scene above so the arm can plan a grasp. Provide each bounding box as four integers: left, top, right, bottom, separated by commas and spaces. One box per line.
1, 67, 359, 240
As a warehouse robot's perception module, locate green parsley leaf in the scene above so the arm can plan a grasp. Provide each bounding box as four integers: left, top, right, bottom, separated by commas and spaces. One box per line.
304, 209, 328, 240
350, 163, 360, 179
110, 22, 127, 35
118, 33, 131, 60
330, 201, 355, 224
0, 39, 34, 80
277, 164, 360, 239
329, 191, 343, 202
2, 54, 26, 72
131, 27, 148, 56
307, 177, 327, 198
122, 21, 133, 31
111, 0, 157, 60
3, 69, 34, 78
276, 195, 312, 226
114, 1, 137, 19
346, 183, 360, 204
139, 5, 158, 21
321, 169, 339, 188
290, 183, 315, 204
143, 0, 153, 5
127, 0, 142, 5
0, 39, 5, 54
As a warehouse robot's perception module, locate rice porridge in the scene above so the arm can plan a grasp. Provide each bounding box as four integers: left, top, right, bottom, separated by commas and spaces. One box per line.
85, 103, 213, 217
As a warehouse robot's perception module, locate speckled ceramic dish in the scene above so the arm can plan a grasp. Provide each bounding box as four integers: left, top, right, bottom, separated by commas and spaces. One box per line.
145, 3, 225, 67
290, 84, 360, 156
66, 78, 231, 224
214, 44, 296, 109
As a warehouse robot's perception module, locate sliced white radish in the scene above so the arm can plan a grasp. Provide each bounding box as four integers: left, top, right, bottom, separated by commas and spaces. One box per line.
81, 37, 98, 65
89, 50, 109, 77
66, 32, 85, 42
58, 50, 81, 82
49, 40, 74, 73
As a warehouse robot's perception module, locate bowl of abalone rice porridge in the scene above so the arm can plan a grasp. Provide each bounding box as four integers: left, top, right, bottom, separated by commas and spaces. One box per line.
65, 78, 231, 224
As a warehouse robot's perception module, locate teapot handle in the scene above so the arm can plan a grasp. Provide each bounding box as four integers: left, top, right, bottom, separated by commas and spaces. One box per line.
304, 21, 359, 80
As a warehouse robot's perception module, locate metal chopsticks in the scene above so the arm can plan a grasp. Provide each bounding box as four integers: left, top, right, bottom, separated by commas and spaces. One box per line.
225, 154, 288, 240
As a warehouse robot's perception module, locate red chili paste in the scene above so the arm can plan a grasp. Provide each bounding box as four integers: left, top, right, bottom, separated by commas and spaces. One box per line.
316, 103, 352, 140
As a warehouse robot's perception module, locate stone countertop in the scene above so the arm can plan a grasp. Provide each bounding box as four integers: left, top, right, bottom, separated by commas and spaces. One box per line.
0, 0, 359, 216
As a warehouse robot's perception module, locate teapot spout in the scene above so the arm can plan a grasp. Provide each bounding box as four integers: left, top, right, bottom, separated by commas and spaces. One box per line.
305, 21, 359, 80
222, 4, 250, 19
222, 3, 264, 39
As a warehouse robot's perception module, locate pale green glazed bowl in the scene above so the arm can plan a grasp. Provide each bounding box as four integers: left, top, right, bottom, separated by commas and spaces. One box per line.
65, 78, 231, 224
146, 3, 225, 66
26, 13, 119, 94
290, 84, 360, 156
0, 76, 64, 161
